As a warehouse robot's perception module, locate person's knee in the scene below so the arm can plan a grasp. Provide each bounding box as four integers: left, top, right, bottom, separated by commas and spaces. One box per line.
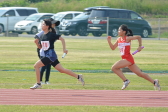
112, 66, 119, 72
34, 64, 40, 69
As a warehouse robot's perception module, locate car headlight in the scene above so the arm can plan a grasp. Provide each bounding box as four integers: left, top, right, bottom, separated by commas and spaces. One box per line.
26, 23, 32, 26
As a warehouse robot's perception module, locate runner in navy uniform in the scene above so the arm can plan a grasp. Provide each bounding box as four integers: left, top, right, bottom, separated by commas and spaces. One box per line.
34, 18, 60, 84
30, 19, 85, 89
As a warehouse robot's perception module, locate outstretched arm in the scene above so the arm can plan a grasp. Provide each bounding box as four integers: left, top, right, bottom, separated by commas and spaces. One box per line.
107, 36, 118, 50
59, 37, 68, 54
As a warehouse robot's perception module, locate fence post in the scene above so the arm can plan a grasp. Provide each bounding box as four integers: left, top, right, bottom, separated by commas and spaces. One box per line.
106, 17, 109, 36
6, 14, 9, 37
158, 18, 161, 40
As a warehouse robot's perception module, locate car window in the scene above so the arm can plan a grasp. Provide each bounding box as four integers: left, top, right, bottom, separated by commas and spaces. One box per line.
38, 15, 53, 22
74, 13, 81, 17
51, 13, 65, 21
64, 14, 73, 19
27, 9, 38, 15
118, 11, 129, 19
90, 10, 106, 18
3, 10, 15, 17
108, 10, 118, 18
130, 12, 142, 19
16, 9, 28, 16
74, 13, 89, 20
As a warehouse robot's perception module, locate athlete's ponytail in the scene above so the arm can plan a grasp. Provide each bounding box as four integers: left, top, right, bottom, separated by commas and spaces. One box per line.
120, 24, 133, 36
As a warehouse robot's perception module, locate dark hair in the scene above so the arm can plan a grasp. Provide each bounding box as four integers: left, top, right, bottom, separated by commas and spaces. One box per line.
120, 24, 133, 36
43, 19, 56, 33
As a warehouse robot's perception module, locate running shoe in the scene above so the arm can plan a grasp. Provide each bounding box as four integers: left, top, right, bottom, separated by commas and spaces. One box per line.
45, 81, 50, 84
40, 81, 45, 85
78, 74, 85, 86
121, 80, 130, 90
154, 79, 161, 91
30, 83, 42, 89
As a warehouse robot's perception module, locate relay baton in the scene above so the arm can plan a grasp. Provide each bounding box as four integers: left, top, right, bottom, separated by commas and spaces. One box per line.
62, 53, 66, 58
132, 46, 144, 55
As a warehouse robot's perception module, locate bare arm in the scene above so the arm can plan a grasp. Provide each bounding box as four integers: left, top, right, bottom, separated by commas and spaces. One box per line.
107, 36, 118, 50
59, 37, 68, 54
126, 35, 143, 51
34, 39, 42, 49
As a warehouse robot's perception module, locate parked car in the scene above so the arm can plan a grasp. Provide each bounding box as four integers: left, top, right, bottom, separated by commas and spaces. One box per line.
59, 12, 89, 36
87, 8, 152, 38
0, 7, 38, 33
14, 13, 54, 34
59, 6, 110, 36
38, 11, 82, 34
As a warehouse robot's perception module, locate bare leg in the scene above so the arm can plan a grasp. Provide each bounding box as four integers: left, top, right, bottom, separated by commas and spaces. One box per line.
54, 63, 78, 78
112, 59, 132, 81
128, 64, 154, 84
34, 60, 45, 83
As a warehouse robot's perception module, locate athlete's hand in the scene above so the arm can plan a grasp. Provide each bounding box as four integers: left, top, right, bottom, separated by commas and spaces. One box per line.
107, 36, 112, 42
63, 49, 68, 54
137, 46, 143, 52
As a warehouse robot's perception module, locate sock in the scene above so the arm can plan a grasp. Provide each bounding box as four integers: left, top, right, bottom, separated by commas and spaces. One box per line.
37, 83, 41, 85
77, 75, 79, 79
124, 79, 128, 82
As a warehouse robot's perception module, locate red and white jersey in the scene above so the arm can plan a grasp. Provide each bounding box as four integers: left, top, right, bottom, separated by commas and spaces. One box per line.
117, 36, 131, 56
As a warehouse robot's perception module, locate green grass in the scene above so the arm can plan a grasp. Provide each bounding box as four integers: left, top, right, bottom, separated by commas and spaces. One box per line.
1, 105, 168, 112
0, 37, 167, 71
0, 37, 168, 112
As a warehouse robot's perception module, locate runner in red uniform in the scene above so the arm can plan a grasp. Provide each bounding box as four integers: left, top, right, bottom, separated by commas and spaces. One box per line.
117, 35, 135, 65
107, 24, 160, 90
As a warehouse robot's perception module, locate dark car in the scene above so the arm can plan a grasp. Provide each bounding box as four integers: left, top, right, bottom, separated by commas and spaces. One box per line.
87, 8, 152, 38
59, 12, 89, 36
59, 6, 110, 36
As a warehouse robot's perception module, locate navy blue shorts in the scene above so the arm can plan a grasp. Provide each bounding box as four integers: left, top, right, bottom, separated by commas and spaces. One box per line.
41, 57, 60, 67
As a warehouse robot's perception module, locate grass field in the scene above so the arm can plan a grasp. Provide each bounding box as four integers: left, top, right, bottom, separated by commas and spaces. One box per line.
0, 37, 168, 112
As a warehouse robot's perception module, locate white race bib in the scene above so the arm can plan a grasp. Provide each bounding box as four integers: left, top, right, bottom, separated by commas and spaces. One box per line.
41, 41, 50, 51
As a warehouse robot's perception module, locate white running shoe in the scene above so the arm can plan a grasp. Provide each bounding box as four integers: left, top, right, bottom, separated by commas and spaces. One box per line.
154, 79, 161, 91
30, 83, 42, 89
78, 74, 85, 86
40, 81, 45, 85
45, 81, 50, 84
121, 80, 130, 90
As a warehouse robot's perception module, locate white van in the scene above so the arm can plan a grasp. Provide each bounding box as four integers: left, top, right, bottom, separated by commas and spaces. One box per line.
14, 13, 54, 34
0, 7, 38, 33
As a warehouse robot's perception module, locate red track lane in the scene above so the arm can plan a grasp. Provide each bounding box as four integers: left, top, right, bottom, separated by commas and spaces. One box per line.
0, 89, 168, 107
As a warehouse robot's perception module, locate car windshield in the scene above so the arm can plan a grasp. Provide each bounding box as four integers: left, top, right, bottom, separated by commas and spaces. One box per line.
90, 10, 106, 18
51, 13, 66, 21
73, 13, 89, 20
25, 14, 41, 21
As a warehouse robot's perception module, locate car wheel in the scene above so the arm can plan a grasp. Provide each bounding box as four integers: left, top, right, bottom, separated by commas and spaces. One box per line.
0, 24, 4, 34
92, 32, 102, 37
77, 26, 88, 36
141, 29, 149, 38
111, 27, 118, 37
31, 26, 38, 34
70, 32, 77, 36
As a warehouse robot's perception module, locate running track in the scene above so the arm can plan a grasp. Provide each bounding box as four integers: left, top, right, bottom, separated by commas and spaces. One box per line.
0, 89, 168, 107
